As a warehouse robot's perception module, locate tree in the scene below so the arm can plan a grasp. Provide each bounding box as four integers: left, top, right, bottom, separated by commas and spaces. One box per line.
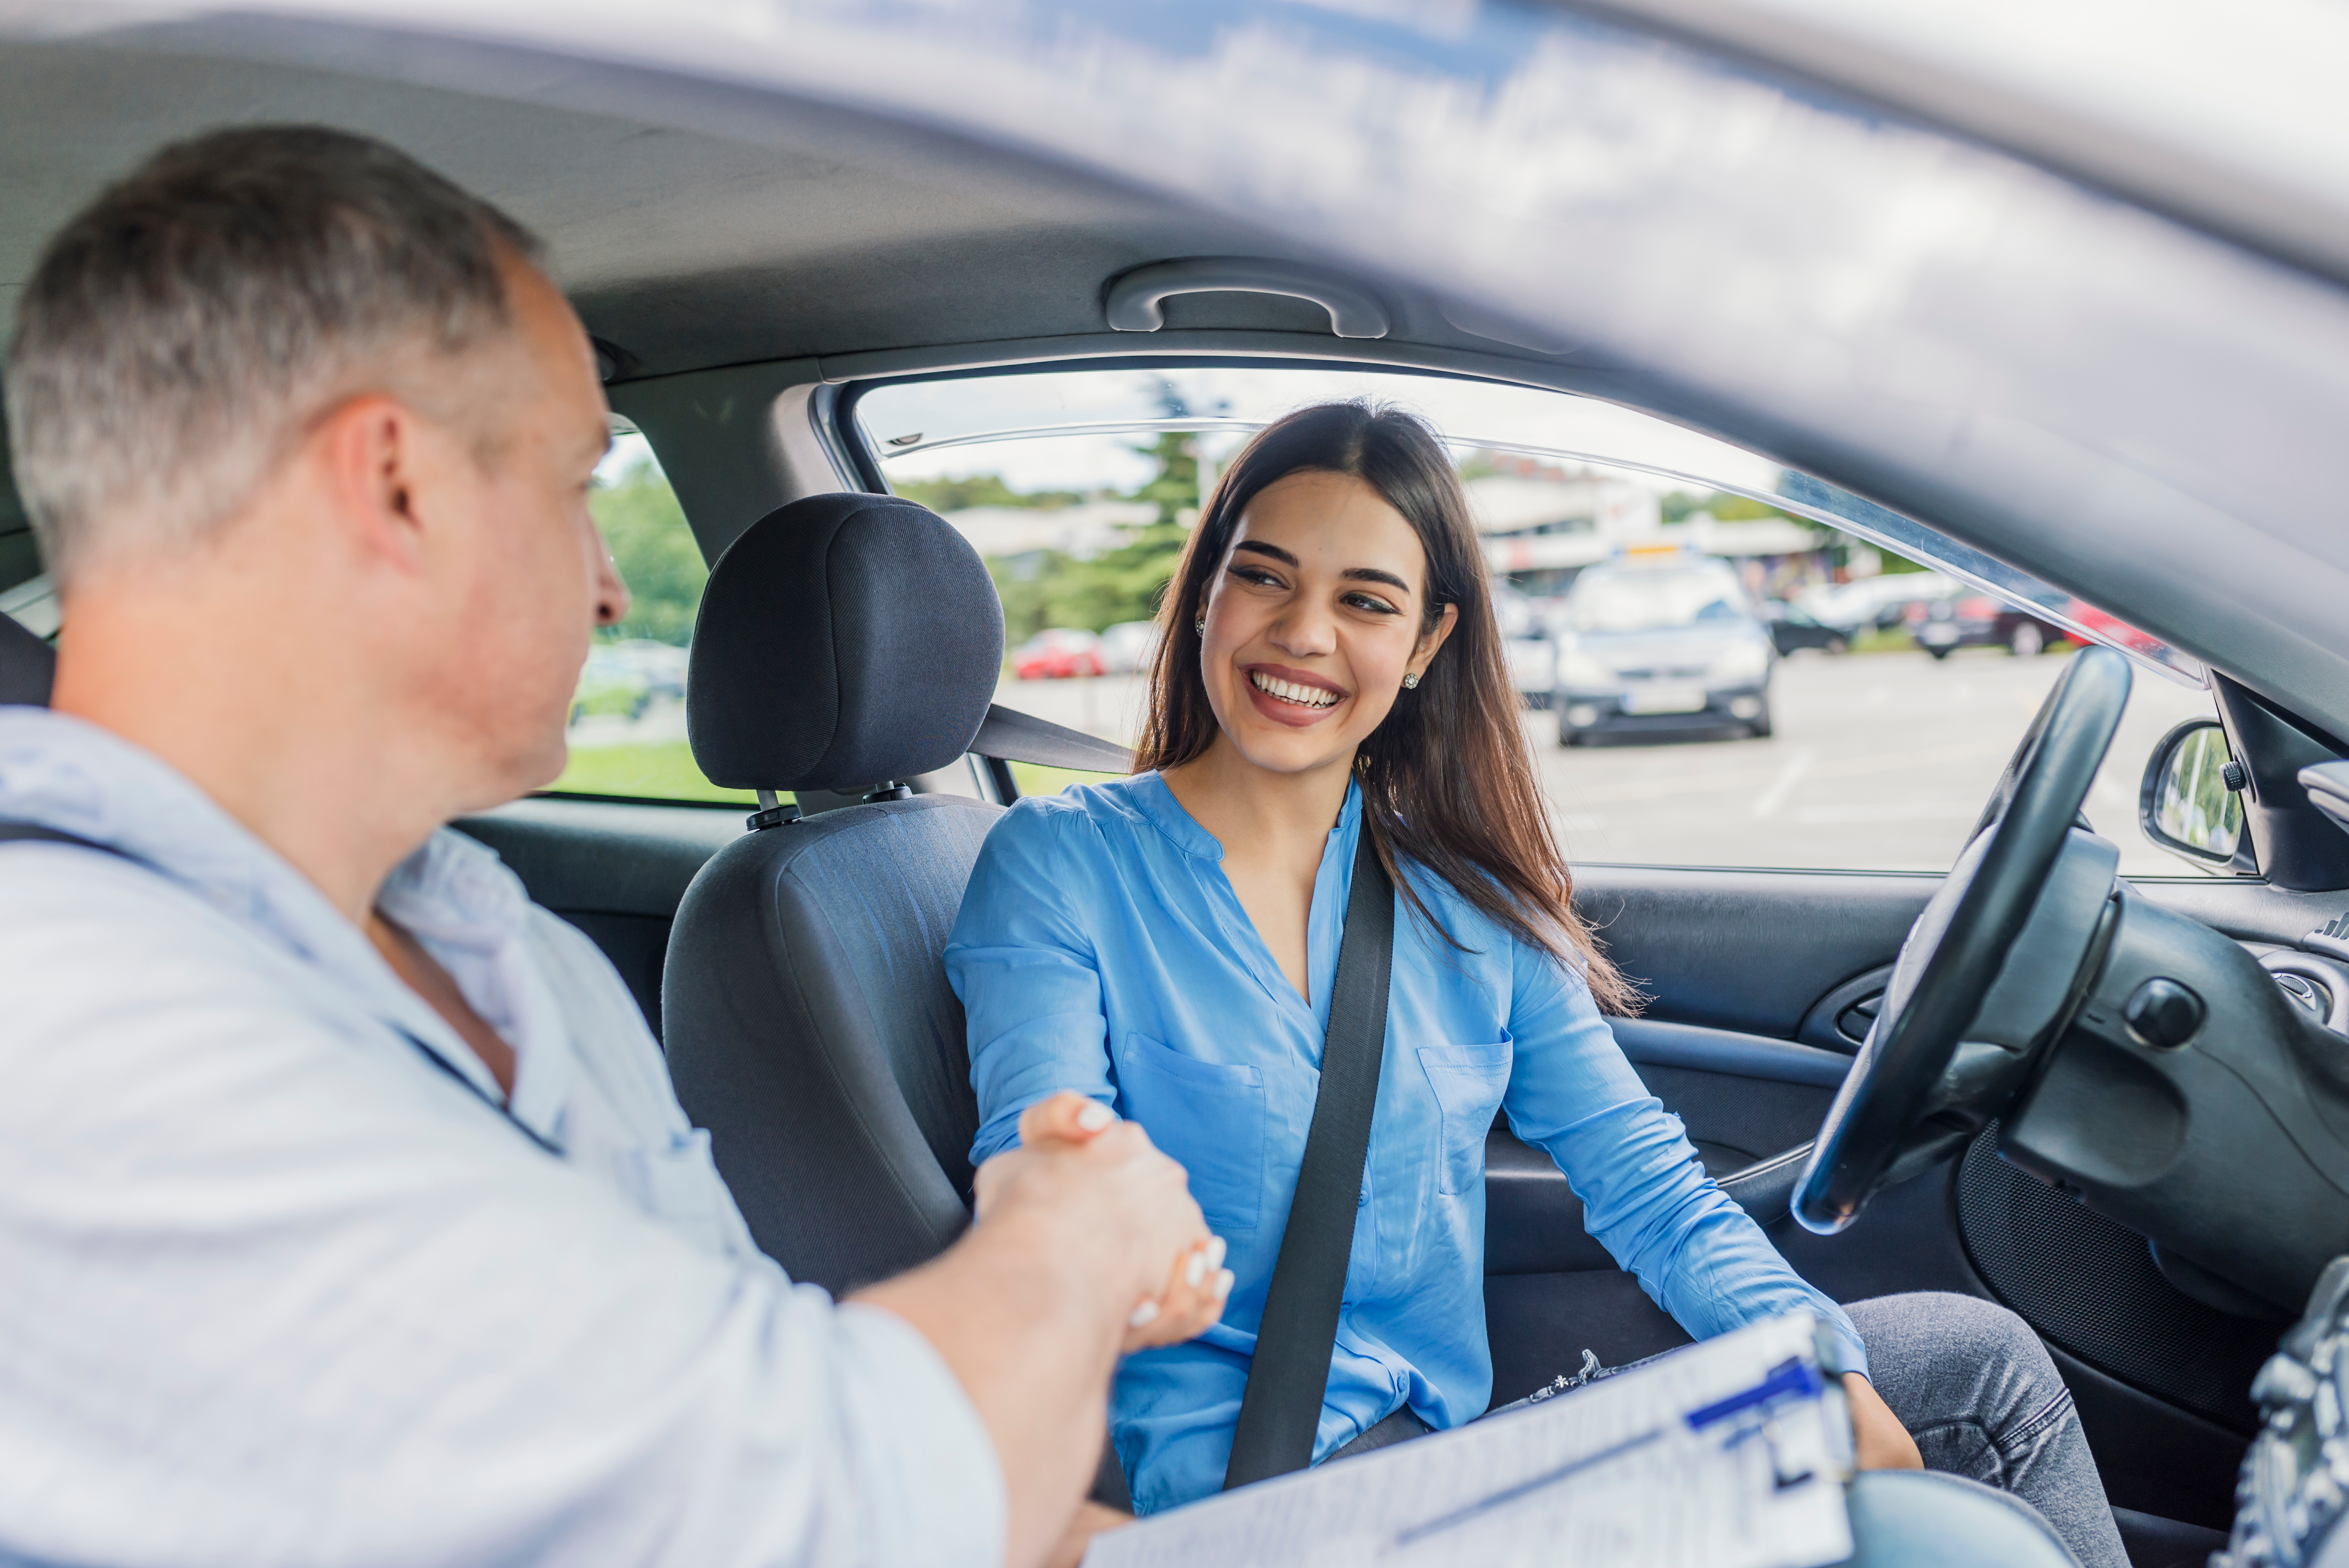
1045, 428, 1196, 631
978, 426, 1205, 641
893, 472, 1081, 512
591, 458, 706, 646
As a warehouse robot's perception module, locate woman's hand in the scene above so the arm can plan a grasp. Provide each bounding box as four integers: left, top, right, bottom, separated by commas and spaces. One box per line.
1842, 1373, 1922, 1470
1013, 1092, 1233, 1351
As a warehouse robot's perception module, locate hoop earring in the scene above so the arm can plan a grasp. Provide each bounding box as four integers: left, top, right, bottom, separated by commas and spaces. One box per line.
1402, 672, 1421, 690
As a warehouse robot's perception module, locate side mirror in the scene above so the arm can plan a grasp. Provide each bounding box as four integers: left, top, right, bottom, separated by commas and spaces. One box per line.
2139, 718, 2255, 873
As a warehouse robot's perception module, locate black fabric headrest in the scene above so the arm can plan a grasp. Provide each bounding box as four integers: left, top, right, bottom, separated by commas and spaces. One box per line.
686, 493, 1005, 792
0, 611, 55, 707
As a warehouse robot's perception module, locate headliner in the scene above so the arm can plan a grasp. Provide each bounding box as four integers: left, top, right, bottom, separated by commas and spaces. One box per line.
0, 32, 1526, 381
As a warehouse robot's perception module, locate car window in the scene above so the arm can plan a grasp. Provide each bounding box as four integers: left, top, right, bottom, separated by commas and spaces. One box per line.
544, 433, 757, 807
853, 363, 2222, 875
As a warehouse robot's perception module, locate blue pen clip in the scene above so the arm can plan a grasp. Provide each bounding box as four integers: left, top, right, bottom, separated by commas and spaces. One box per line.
1682, 1357, 1826, 1433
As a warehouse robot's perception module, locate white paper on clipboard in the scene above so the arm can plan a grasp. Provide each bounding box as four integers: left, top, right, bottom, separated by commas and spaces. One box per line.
1084, 1311, 1854, 1568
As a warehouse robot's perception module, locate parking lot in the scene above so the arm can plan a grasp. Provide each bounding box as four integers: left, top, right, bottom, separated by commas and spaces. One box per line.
997, 646, 2220, 878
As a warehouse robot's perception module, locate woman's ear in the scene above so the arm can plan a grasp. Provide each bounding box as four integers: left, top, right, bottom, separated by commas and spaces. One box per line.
1408, 602, 1460, 681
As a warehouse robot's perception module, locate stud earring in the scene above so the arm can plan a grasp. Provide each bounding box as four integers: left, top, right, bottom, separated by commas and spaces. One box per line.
1194, 616, 1207, 635
1403, 672, 1421, 690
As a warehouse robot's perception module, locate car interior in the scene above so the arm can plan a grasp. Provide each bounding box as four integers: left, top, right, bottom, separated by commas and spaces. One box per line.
10, 19, 2349, 1568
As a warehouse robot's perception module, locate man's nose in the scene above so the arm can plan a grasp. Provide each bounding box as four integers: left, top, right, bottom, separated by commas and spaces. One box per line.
595, 549, 631, 628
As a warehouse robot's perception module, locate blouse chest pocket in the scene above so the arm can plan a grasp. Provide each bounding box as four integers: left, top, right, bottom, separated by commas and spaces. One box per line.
1114, 1034, 1267, 1231
1417, 1041, 1513, 1197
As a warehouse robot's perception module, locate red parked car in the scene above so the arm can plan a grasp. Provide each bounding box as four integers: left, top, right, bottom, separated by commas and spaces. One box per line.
1011, 627, 1105, 679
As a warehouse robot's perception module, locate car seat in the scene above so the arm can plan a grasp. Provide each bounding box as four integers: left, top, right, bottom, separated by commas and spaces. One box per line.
662, 492, 1012, 1296
0, 608, 55, 705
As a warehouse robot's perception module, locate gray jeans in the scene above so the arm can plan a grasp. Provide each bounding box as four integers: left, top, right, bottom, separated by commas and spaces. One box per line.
1334, 1292, 2126, 1568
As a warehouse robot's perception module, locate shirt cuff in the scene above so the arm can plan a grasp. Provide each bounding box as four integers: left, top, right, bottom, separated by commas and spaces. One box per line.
834, 1302, 1009, 1568
1814, 1304, 1871, 1381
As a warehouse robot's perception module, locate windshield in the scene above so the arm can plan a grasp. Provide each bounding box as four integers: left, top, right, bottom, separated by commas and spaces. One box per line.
1571, 569, 1746, 634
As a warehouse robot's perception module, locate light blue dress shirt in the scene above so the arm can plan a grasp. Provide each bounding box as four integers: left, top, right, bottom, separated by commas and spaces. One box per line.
0, 708, 1003, 1568
947, 772, 1864, 1516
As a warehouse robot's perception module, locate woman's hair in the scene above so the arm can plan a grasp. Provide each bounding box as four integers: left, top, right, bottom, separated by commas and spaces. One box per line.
1134, 401, 1638, 1013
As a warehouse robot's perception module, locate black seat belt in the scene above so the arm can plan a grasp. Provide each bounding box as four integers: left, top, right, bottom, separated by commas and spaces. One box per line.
0, 819, 561, 1157
1224, 825, 1396, 1490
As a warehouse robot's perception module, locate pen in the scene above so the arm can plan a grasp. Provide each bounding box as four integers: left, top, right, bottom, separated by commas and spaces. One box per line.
1390, 1355, 1829, 1549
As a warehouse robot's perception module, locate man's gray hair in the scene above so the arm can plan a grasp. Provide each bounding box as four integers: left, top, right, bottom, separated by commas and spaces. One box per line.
4, 125, 545, 583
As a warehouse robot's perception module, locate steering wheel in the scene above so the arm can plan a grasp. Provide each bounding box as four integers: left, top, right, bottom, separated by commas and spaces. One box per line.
1793, 644, 2135, 1234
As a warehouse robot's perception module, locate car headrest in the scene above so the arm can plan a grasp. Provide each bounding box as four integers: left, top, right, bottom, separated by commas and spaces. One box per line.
0, 611, 55, 707
687, 493, 1005, 793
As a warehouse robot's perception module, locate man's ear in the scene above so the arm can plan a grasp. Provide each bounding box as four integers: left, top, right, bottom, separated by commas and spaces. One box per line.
315, 393, 430, 574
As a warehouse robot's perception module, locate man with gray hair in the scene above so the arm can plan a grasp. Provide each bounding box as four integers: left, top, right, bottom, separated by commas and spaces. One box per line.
0, 126, 1224, 1567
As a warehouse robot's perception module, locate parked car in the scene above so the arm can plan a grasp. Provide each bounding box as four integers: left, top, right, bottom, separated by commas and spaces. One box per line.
1908, 591, 2069, 659
1795, 572, 1953, 635
1492, 582, 1557, 707
1011, 627, 1104, 679
1758, 599, 1849, 656
609, 639, 690, 703
1551, 555, 1776, 743
1096, 619, 1161, 674
569, 646, 654, 724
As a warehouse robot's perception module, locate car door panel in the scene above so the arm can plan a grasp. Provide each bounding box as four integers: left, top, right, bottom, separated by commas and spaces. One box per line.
1573, 866, 1934, 1037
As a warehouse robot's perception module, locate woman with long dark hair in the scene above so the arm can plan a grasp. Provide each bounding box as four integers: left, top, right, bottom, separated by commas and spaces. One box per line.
945, 403, 2123, 1566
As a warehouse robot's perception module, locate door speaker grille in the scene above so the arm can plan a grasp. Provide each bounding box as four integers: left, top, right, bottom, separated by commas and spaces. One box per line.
1956, 1123, 2272, 1431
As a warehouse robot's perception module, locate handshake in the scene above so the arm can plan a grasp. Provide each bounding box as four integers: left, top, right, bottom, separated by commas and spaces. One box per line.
977, 1091, 1235, 1352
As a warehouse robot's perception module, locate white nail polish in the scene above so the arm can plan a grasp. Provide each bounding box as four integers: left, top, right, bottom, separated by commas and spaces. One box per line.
1212, 1269, 1235, 1299
1128, 1299, 1161, 1328
1076, 1102, 1115, 1132
1184, 1250, 1209, 1289
1206, 1236, 1228, 1271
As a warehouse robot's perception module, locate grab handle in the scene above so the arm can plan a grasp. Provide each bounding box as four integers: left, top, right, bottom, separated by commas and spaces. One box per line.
1104, 258, 1389, 339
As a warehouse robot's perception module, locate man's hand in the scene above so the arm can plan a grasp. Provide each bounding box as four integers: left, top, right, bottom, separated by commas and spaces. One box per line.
1842, 1373, 1922, 1470
987, 1093, 1232, 1351
857, 1091, 1228, 1568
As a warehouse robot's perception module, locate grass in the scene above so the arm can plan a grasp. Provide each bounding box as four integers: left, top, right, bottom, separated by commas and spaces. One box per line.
546, 740, 761, 806
546, 744, 1117, 807
1009, 761, 1127, 798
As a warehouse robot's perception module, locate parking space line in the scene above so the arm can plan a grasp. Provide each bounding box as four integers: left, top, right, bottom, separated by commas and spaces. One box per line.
1748, 747, 1817, 820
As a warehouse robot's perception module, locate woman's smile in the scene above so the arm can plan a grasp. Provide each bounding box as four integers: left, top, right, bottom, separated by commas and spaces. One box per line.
1243, 663, 1347, 726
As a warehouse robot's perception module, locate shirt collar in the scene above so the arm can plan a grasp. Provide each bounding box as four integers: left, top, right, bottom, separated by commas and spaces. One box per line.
0, 706, 529, 1102
1130, 768, 1363, 861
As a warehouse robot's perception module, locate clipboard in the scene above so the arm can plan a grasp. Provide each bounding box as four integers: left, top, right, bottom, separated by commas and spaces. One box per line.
1084, 1311, 1855, 1568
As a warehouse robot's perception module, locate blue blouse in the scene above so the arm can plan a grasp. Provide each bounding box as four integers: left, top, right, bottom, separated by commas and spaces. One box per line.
945, 773, 1863, 1515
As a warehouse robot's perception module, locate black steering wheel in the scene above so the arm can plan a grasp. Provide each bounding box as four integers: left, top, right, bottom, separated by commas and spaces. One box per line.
1793, 645, 2135, 1234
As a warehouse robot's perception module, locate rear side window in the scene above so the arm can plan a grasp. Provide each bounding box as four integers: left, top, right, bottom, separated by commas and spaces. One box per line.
545, 435, 757, 807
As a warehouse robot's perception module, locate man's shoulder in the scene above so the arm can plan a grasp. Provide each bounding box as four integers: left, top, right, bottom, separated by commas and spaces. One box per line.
0, 842, 344, 1039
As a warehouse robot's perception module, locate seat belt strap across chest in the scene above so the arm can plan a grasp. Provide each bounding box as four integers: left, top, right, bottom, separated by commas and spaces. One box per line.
1224, 823, 1396, 1490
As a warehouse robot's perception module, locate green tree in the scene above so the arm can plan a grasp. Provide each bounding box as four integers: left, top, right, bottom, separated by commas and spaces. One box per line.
978, 428, 1205, 641
1052, 428, 1196, 629
592, 459, 706, 646
893, 472, 1082, 512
